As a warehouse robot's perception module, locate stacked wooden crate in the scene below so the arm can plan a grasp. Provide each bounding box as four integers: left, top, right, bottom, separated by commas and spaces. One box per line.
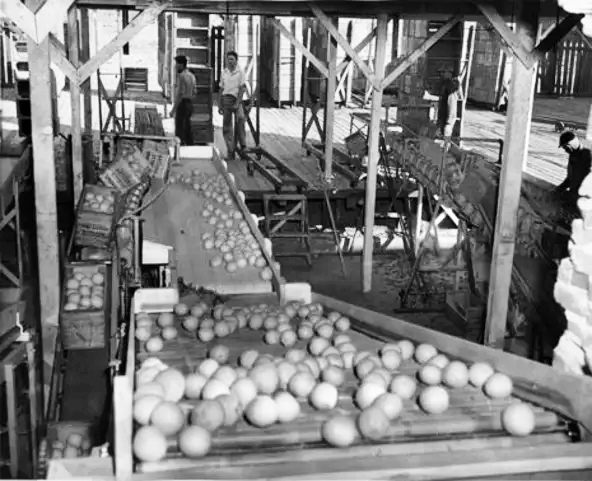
261, 17, 303, 106
72, 184, 119, 251
553, 174, 592, 375
173, 13, 214, 145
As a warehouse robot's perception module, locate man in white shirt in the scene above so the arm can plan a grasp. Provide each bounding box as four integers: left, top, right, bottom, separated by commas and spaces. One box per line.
218, 51, 247, 160
171, 55, 197, 145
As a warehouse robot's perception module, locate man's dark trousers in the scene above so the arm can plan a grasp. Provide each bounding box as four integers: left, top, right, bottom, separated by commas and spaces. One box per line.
175, 99, 194, 146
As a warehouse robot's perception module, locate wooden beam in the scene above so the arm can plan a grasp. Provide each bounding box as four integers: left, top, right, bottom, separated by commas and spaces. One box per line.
48, 34, 78, 82
362, 13, 388, 293
484, 6, 539, 349
323, 17, 337, 181
68, 6, 83, 203
27, 32, 61, 414
381, 15, 461, 90
336, 27, 376, 73
478, 3, 535, 69
269, 17, 328, 78
535, 13, 584, 55
576, 25, 592, 50
309, 3, 381, 90
35, 0, 77, 40
0, 0, 37, 41
77, 4, 167, 85
80, 8, 92, 132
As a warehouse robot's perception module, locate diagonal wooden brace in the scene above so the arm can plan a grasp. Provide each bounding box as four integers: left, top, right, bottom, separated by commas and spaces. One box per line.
35, 0, 77, 41
77, 4, 167, 85
478, 3, 536, 69
310, 3, 381, 91
534, 13, 585, 56
48, 34, 78, 82
0, 0, 38, 42
269, 17, 328, 78
382, 15, 461, 91
336, 27, 376, 74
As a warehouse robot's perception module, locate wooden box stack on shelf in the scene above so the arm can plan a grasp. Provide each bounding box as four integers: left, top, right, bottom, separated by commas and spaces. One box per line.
60, 262, 111, 350
261, 16, 303, 106
553, 175, 592, 375
72, 184, 119, 250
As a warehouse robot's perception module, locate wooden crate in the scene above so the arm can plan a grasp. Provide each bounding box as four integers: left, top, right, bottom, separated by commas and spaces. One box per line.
61, 262, 111, 350
74, 211, 114, 250
141, 143, 171, 180
445, 290, 486, 342
80, 184, 119, 216
100, 143, 151, 192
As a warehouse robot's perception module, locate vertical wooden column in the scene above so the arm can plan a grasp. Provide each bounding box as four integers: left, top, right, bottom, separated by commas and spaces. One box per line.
27, 33, 61, 412
68, 6, 83, 202
362, 13, 388, 293
81, 8, 92, 132
323, 17, 337, 181
484, 6, 539, 349
224, 15, 237, 55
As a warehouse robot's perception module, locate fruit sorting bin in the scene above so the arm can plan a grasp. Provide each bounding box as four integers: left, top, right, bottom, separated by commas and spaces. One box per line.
109, 288, 592, 480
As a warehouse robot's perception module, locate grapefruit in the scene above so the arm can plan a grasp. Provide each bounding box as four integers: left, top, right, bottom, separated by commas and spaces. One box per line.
133, 426, 167, 462
358, 407, 389, 441
245, 395, 279, 427
150, 401, 185, 436
190, 400, 225, 431
178, 425, 211, 458
322, 415, 358, 447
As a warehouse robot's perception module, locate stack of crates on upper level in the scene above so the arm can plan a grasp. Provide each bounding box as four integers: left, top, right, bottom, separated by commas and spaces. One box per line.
174, 13, 214, 145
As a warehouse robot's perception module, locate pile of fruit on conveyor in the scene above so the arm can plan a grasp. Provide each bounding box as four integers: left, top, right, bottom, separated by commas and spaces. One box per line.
130, 299, 571, 471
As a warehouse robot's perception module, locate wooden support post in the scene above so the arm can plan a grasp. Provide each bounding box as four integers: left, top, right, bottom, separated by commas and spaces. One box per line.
27, 31, 60, 413
484, 5, 539, 349
81, 8, 92, 132
224, 14, 236, 55
362, 13, 388, 293
68, 6, 83, 203
323, 17, 337, 181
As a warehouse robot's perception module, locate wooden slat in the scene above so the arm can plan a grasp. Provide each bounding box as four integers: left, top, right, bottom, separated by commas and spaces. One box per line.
67, 7, 83, 205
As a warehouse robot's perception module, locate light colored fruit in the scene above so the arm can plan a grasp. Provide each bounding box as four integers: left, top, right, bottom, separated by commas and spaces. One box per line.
248, 313, 264, 330
333, 334, 351, 346
174, 303, 189, 316
136, 326, 151, 342
198, 328, 215, 342
310, 382, 339, 410
355, 382, 386, 410
133, 426, 167, 462
150, 401, 185, 436
428, 354, 450, 369
182, 316, 199, 331
202, 379, 231, 400
274, 391, 301, 423
161, 326, 178, 341
249, 364, 280, 394
239, 350, 259, 369
468, 362, 495, 388
280, 330, 297, 347
334, 316, 350, 332
285, 348, 307, 364
145, 337, 164, 353
153, 368, 186, 403
302, 358, 321, 378
308, 337, 330, 356
415, 344, 438, 364
217, 394, 242, 426
321, 366, 345, 387
157, 312, 174, 328
231, 378, 258, 408
396, 340, 415, 360
373, 393, 403, 420
212, 366, 238, 387
264, 330, 280, 344
363, 370, 390, 389
245, 395, 278, 427
190, 400, 225, 431
209, 345, 230, 364
178, 426, 211, 458
297, 325, 314, 340
381, 349, 402, 370
185, 373, 208, 399
322, 415, 358, 447
358, 407, 389, 441
389, 375, 417, 400
418, 365, 442, 386
277, 361, 298, 389
288, 371, 317, 398
502, 403, 535, 436
133, 395, 163, 425
198, 359, 220, 379
483, 373, 513, 399
134, 382, 165, 401
341, 351, 355, 369
442, 361, 469, 389
418, 386, 449, 414
355, 359, 376, 379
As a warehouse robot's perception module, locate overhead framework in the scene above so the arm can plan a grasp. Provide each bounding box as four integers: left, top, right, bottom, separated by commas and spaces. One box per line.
0, 0, 585, 408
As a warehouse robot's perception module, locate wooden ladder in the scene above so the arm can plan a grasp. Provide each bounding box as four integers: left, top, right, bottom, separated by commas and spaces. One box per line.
263, 194, 312, 267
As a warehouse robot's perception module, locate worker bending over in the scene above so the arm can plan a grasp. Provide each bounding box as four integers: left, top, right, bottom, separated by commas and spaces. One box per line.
553, 131, 592, 213
218, 51, 247, 161
171, 55, 196, 146
437, 66, 460, 139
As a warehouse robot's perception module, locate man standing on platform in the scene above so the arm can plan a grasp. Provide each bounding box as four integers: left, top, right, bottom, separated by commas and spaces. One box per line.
218, 51, 247, 161
171, 55, 196, 146
436, 65, 460, 139
554, 131, 592, 213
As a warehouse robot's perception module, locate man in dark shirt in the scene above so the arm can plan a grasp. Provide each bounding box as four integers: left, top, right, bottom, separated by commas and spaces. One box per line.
436, 66, 460, 139
554, 131, 592, 211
